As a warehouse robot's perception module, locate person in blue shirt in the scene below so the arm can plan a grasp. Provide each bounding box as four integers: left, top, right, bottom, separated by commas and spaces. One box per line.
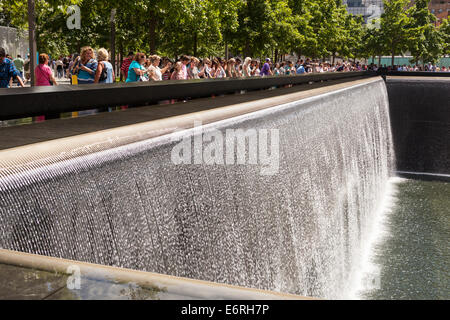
0, 47, 24, 88
260, 58, 273, 77
296, 63, 306, 75
71, 46, 98, 84
126, 53, 147, 83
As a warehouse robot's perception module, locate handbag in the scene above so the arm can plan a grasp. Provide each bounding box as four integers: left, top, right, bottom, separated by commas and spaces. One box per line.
99, 62, 108, 82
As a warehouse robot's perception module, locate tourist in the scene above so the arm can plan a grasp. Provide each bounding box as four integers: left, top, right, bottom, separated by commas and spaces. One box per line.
0, 47, 24, 88
283, 61, 291, 75
94, 48, 114, 84
161, 58, 173, 81
198, 58, 212, 78
196, 59, 204, 78
226, 58, 237, 78
35, 53, 58, 86
71, 46, 98, 84
318, 63, 325, 73
205, 58, 214, 78
273, 63, 282, 76
251, 60, 260, 77
235, 58, 242, 77
296, 63, 306, 75
121, 51, 134, 81
242, 57, 252, 77
13, 55, 25, 85
63, 56, 70, 78
170, 61, 184, 80
278, 62, 286, 75
188, 57, 201, 79
68, 53, 79, 83
180, 55, 190, 80
143, 58, 152, 75
260, 58, 273, 77
5, 54, 13, 87
55, 57, 64, 79
214, 58, 226, 78
285, 61, 294, 75
148, 55, 172, 81
126, 52, 147, 83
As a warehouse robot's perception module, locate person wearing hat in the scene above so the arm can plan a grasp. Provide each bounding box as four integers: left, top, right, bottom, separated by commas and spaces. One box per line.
260, 58, 273, 77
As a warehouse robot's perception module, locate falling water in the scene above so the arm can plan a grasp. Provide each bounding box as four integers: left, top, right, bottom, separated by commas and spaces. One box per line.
0, 79, 395, 299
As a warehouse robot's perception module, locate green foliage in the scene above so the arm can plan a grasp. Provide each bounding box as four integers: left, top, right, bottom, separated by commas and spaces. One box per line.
379, 0, 411, 65
407, 0, 443, 65
0, 0, 447, 64
440, 18, 450, 56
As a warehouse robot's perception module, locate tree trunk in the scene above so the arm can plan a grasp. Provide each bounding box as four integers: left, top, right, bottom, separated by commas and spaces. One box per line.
110, 8, 116, 77
149, 10, 157, 55
194, 32, 198, 57
275, 48, 279, 63
27, 0, 37, 87
119, 41, 124, 82
244, 41, 251, 58
391, 45, 395, 67
225, 41, 229, 60
332, 53, 336, 65
378, 55, 382, 67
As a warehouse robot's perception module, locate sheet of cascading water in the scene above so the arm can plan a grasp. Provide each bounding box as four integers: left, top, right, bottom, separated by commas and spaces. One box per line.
0, 78, 395, 299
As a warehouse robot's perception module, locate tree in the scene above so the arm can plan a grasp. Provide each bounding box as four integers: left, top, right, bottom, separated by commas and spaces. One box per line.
233, 0, 272, 57
343, 14, 365, 61
438, 18, 450, 57
287, 0, 317, 59
299, 0, 355, 61
361, 22, 388, 65
215, 0, 243, 58
379, 0, 411, 67
267, 0, 302, 60
407, 0, 443, 66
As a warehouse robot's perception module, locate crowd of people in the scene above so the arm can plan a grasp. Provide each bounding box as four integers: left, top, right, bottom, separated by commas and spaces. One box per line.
1, 46, 449, 88
368, 63, 449, 72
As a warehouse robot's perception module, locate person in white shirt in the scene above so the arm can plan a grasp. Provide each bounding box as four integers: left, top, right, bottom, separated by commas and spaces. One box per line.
148, 55, 171, 81
242, 57, 252, 77
55, 58, 64, 78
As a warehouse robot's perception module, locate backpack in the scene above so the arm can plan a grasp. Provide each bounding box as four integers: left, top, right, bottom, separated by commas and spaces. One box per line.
99, 62, 108, 82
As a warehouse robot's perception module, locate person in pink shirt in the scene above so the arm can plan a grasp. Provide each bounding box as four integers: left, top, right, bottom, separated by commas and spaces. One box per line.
35, 53, 58, 86
170, 62, 184, 80
180, 55, 190, 80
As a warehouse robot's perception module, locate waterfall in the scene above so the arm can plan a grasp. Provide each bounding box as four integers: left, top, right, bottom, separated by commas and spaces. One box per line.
0, 78, 395, 299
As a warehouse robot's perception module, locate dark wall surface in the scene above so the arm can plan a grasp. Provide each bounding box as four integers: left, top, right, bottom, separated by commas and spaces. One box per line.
387, 77, 450, 174
0, 71, 371, 121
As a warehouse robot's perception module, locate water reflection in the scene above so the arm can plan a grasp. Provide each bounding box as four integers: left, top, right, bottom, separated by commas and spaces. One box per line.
0, 263, 164, 300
